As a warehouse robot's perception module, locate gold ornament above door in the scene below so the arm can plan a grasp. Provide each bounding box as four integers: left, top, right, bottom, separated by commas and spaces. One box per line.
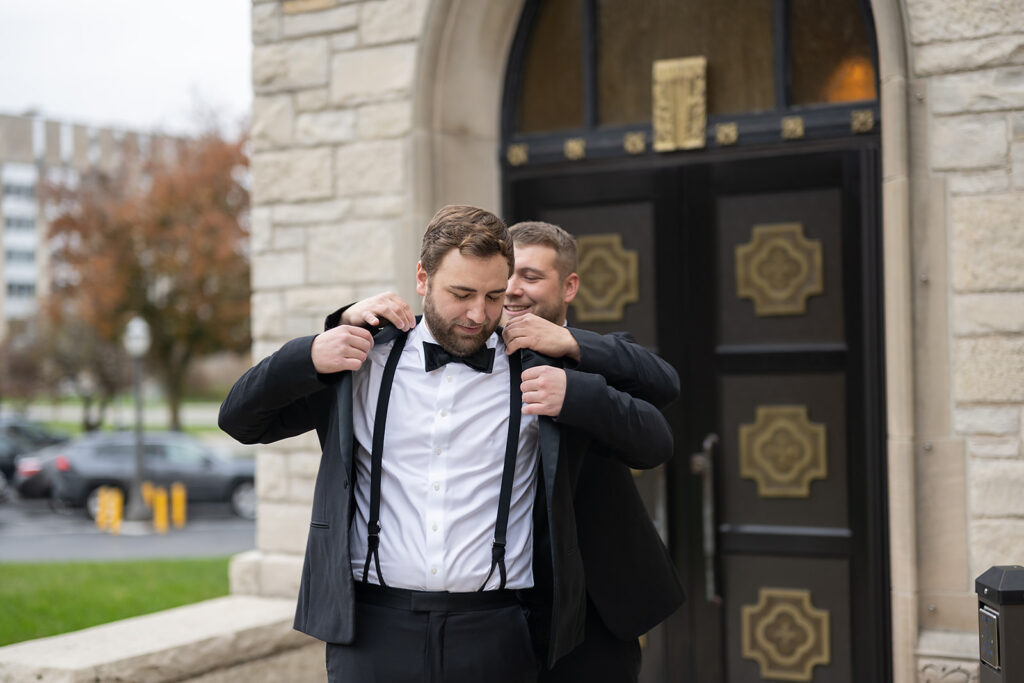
652, 56, 707, 152
735, 222, 824, 316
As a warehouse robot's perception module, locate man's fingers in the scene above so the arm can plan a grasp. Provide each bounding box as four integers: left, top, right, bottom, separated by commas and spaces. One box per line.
342, 326, 374, 349
521, 388, 544, 403
374, 300, 415, 331
520, 366, 546, 381
361, 311, 380, 327
391, 306, 415, 331
339, 345, 369, 361
505, 336, 526, 355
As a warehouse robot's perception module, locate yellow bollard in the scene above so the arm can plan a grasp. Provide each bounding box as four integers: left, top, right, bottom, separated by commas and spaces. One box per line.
109, 488, 123, 535
171, 482, 187, 529
94, 486, 109, 531
141, 481, 154, 508
153, 486, 169, 534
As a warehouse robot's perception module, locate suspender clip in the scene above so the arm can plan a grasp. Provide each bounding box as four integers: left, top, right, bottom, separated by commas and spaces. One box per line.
367, 522, 381, 550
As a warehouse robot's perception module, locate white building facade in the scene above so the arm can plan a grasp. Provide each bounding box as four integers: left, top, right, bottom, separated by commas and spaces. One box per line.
0, 113, 176, 340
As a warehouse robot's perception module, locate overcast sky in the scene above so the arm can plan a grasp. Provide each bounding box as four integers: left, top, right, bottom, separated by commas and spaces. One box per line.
0, 0, 252, 136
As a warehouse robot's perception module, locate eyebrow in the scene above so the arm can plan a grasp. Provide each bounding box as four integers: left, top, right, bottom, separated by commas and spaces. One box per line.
516, 267, 546, 277
449, 285, 507, 296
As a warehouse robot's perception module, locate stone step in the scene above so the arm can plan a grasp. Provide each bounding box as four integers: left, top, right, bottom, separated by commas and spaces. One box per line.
0, 595, 324, 682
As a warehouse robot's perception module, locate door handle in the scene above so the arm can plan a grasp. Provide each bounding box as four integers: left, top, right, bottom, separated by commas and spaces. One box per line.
690, 433, 721, 604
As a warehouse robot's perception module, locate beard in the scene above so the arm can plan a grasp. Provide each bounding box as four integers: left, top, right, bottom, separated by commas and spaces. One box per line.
423, 286, 498, 357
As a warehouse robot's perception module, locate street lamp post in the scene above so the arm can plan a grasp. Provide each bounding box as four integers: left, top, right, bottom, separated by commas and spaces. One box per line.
123, 316, 151, 521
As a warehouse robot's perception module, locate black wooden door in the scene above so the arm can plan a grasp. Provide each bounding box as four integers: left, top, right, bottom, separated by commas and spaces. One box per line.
507, 142, 889, 682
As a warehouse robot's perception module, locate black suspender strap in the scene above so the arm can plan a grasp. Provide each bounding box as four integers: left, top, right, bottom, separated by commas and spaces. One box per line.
479, 350, 523, 591
362, 331, 408, 586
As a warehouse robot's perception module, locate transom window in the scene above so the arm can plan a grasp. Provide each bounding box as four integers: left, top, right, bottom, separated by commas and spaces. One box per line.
504, 0, 878, 159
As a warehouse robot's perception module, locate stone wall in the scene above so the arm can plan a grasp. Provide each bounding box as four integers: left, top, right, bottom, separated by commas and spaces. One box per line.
237, 0, 430, 597
905, 0, 1024, 660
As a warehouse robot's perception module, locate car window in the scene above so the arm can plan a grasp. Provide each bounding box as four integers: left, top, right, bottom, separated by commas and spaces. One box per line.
164, 442, 210, 466
103, 444, 166, 460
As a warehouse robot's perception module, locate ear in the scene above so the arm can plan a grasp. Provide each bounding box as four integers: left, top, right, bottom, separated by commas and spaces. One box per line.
416, 261, 428, 296
562, 272, 580, 304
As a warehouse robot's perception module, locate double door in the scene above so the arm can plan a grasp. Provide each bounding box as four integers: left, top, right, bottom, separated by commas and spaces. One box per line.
506, 143, 889, 682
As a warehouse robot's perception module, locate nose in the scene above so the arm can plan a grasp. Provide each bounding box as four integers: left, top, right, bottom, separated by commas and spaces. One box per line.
466, 298, 486, 323
506, 277, 521, 296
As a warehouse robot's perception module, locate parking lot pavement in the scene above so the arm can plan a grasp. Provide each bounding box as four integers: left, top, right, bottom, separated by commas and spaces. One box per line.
0, 496, 255, 563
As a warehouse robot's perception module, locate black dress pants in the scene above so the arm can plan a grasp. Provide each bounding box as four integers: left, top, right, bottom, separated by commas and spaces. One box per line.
539, 596, 641, 683
325, 585, 538, 683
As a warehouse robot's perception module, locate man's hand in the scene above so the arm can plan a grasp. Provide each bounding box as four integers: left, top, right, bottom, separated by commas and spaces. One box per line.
340, 292, 416, 331
521, 366, 567, 416
311, 325, 374, 374
503, 313, 580, 361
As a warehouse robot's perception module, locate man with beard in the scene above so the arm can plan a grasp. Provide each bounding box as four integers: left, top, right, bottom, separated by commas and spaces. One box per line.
218, 206, 674, 682
335, 220, 684, 682
502, 221, 684, 683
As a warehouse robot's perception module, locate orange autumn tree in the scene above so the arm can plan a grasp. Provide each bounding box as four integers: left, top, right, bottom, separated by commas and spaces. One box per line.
46, 131, 251, 431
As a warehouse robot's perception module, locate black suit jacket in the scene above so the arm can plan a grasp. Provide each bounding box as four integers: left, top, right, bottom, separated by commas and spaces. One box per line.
217, 324, 674, 666
545, 328, 685, 641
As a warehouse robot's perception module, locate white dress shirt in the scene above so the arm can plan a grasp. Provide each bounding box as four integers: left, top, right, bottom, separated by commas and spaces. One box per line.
349, 321, 540, 592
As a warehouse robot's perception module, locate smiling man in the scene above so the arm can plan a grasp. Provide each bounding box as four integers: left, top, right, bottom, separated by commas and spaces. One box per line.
219, 206, 675, 682
502, 221, 685, 683
502, 224, 579, 327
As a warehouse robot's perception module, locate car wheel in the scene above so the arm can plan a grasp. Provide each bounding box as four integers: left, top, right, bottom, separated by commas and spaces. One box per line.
230, 480, 256, 520
86, 485, 124, 521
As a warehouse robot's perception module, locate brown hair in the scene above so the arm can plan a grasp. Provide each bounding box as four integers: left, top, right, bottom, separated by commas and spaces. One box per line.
509, 221, 578, 277
419, 205, 513, 276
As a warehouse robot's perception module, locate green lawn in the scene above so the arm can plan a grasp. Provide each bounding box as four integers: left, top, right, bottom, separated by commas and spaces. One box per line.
0, 557, 230, 646
38, 421, 222, 437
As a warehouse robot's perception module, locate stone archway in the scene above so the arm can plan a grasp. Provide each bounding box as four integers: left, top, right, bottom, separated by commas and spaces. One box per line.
411, 1, 917, 679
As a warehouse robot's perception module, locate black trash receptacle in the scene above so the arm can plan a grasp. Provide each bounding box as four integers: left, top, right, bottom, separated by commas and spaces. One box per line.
977, 565, 1024, 683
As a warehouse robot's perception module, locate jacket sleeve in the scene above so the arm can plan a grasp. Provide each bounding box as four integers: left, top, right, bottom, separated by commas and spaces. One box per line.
218, 335, 339, 445
555, 369, 674, 470
324, 306, 347, 330
567, 328, 679, 409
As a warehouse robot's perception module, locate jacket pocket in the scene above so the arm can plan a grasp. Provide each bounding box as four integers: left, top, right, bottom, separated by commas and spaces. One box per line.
310, 521, 330, 529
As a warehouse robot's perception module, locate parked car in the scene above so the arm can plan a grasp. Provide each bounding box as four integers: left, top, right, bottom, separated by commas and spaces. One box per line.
50, 431, 255, 520
11, 442, 70, 498
0, 416, 68, 480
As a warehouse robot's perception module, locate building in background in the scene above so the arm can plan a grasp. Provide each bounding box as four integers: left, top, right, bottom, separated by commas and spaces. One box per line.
0, 113, 177, 340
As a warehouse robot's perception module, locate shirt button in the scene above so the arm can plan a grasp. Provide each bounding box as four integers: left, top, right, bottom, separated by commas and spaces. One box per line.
433, 483, 440, 491
431, 567, 438, 575
434, 447, 441, 455
446, 376, 453, 383
432, 523, 438, 531
440, 409, 447, 417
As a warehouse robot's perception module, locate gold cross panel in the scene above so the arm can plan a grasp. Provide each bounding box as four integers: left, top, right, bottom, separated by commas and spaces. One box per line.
739, 405, 827, 498
735, 222, 824, 316
742, 588, 831, 682
571, 233, 639, 323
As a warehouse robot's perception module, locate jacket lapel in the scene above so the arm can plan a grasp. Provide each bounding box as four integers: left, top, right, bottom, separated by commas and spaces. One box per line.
330, 320, 414, 487
521, 349, 564, 504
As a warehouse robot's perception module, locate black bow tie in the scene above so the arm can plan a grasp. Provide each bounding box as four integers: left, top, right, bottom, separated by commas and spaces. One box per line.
423, 342, 495, 373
